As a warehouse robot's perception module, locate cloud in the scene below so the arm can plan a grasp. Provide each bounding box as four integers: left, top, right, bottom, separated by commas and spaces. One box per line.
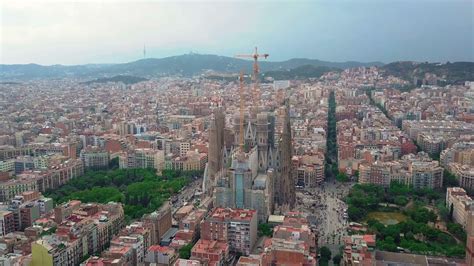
1, 1, 261, 64
1, 0, 472, 64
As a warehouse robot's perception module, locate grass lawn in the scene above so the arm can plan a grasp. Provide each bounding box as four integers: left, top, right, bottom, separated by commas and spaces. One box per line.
365, 211, 407, 225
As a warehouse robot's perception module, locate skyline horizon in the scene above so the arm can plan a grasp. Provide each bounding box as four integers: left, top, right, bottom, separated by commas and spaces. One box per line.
2, 50, 473, 67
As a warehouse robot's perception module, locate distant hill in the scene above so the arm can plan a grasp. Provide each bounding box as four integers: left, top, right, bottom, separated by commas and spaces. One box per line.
263, 58, 381, 71
0, 63, 109, 79
0, 81, 21, 85
81, 75, 148, 85
264, 65, 341, 80
381, 61, 474, 84
0, 53, 383, 80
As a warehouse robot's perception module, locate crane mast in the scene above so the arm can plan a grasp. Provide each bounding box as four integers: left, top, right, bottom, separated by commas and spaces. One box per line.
235, 47, 269, 116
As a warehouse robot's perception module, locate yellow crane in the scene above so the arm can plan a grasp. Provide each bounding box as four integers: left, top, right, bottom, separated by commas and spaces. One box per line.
235, 47, 269, 114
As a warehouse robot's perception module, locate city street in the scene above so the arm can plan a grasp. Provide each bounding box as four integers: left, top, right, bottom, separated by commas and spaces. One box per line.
171, 177, 202, 215
297, 181, 354, 257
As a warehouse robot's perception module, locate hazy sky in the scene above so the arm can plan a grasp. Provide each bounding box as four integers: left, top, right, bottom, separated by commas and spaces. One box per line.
1, 0, 473, 65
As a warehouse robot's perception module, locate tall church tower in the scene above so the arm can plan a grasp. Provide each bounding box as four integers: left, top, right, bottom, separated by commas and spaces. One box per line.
256, 112, 270, 171
208, 107, 225, 177
278, 99, 295, 208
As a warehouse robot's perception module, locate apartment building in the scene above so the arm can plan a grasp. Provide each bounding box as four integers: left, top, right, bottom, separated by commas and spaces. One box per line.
190, 239, 229, 266
80, 146, 109, 170
13, 156, 35, 174
440, 142, 474, 167
119, 148, 165, 173
416, 133, 451, 157
450, 163, 474, 192
171, 209, 206, 249
342, 235, 376, 266
446, 187, 474, 228
0, 210, 15, 236
0, 159, 14, 173
410, 159, 443, 189
11, 158, 84, 194
0, 146, 33, 161
166, 150, 207, 171
110, 235, 146, 265
173, 259, 202, 266
402, 120, 474, 141
294, 154, 325, 187
273, 223, 316, 252
31, 201, 125, 266
142, 202, 172, 245
0, 177, 37, 202
145, 245, 178, 265
201, 208, 257, 256
179, 142, 191, 157
358, 153, 443, 189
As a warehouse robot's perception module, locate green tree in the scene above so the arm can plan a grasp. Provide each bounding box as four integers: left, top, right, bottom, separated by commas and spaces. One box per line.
336, 172, 349, 182
319, 259, 329, 266
437, 202, 449, 221
445, 245, 466, 257
344, 180, 468, 258
319, 246, 332, 261
179, 243, 193, 259
44, 168, 195, 220
443, 170, 459, 187
409, 207, 437, 224
347, 206, 366, 221
258, 223, 273, 237
422, 226, 439, 241
379, 236, 397, 252
394, 195, 408, 206
389, 181, 412, 196
67, 187, 122, 203
382, 225, 401, 243
447, 222, 467, 242
332, 254, 342, 265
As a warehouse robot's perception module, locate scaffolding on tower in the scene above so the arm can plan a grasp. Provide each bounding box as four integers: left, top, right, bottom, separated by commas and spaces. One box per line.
239, 72, 245, 152
235, 47, 269, 116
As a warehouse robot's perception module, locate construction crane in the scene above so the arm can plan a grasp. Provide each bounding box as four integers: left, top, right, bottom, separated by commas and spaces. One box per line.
235, 47, 269, 115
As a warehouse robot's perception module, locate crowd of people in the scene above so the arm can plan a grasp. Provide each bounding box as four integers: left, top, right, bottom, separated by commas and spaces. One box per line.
295, 181, 354, 253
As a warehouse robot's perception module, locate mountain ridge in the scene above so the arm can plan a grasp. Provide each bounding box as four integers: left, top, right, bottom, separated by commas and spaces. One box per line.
0, 53, 383, 80
380, 61, 474, 85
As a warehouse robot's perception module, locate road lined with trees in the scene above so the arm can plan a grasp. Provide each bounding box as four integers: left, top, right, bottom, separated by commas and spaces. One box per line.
326, 90, 338, 180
